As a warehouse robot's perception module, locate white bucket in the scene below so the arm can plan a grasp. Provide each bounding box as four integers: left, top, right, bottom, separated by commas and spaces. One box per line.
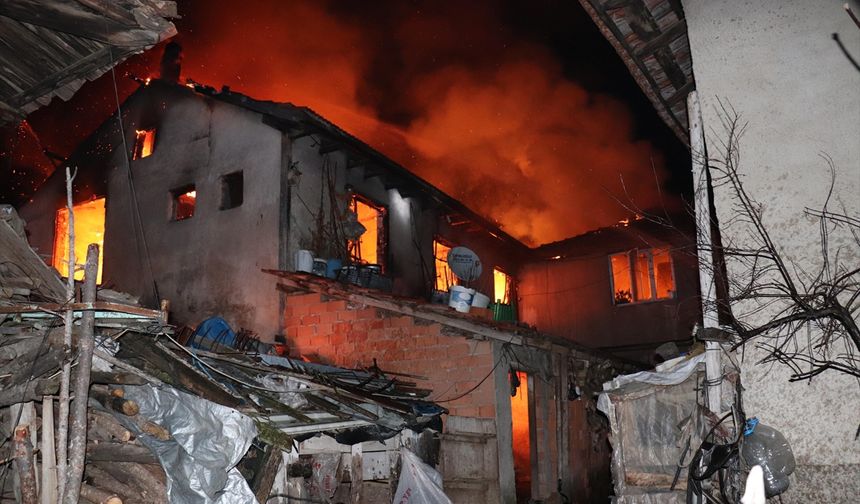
294, 250, 313, 272
448, 286, 475, 313
471, 292, 491, 309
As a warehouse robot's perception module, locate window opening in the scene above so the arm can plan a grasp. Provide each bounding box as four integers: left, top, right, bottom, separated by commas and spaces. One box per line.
53, 197, 105, 284
348, 195, 385, 266
172, 185, 196, 221
610, 248, 675, 304
133, 129, 156, 159
494, 268, 513, 304
220, 171, 243, 210
433, 239, 458, 291
510, 370, 533, 503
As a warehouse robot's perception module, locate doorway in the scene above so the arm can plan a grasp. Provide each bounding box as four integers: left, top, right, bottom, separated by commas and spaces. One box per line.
510, 370, 534, 503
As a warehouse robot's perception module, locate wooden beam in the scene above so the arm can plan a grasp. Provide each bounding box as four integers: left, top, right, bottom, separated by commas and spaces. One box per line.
633, 21, 687, 57
0, 0, 164, 47
318, 138, 342, 154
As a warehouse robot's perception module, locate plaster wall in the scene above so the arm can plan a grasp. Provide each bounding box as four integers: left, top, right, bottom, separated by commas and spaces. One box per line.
518, 238, 700, 359
102, 86, 284, 339
683, 0, 860, 499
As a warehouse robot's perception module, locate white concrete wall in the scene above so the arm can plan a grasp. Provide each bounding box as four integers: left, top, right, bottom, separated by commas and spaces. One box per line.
683, 0, 860, 500
104, 84, 283, 340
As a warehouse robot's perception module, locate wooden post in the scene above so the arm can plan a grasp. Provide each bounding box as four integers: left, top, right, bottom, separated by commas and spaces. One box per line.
63, 244, 99, 504
687, 91, 722, 414
41, 397, 59, 504
13, 425, 38, 504
58, 166, 77, 498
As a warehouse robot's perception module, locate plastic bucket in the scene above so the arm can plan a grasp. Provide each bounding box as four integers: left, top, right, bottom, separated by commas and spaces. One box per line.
295, 250, 313, 272
326, 259, 343, 279
448, 286, 475, 313
471, 292, 490, 308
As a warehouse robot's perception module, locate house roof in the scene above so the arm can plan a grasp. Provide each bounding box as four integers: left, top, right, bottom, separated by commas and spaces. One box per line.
0, 0, 177, 125
185, 81, 531, 254
531, 214, 695, 261
577, 0, 694, 146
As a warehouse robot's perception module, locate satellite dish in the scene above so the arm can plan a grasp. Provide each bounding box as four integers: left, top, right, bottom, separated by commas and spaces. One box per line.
448, 246, 482, 282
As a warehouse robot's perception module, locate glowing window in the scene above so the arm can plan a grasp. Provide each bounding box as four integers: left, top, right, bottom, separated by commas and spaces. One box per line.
53, 198, 105, 283
133, 129, 156, 159
494, 268, 512, 304
172, 185, 196, 221
348, 196, 385, 266
609, 248, 675, 304
433, 239, 457, 291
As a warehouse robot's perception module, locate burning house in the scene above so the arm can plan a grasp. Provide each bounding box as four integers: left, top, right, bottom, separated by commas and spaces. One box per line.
7, 37, 709, 501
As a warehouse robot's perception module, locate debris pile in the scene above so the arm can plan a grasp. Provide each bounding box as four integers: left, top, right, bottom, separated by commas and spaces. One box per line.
0, 208, 445, 503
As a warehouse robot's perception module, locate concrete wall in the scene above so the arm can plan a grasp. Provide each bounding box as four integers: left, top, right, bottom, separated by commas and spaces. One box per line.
22, 83, 285, 339
105, 84, 284, 338
518, 226, 700, 361
683, 0, 860, 500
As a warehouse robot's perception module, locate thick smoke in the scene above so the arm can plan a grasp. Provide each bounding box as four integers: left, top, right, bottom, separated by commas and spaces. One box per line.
13, 0, 676, 245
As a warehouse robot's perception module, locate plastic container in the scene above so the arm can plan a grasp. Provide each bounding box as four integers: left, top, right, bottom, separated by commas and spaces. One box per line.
448, 286, 475, 313
471, 292, 490, 308
312, 258, 327, 277
294, 250, 313, 273
325, 259, 342, 279
741, 419, 795, 498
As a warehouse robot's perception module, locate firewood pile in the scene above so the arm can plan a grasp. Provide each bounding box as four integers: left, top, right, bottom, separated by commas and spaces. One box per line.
1, 206, 447, 503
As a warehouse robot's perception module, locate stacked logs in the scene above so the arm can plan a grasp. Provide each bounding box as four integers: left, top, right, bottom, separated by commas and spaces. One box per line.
81, 386, 169, 504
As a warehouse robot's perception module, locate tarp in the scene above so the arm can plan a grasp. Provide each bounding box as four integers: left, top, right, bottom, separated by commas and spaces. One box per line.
116, 384, 258, 504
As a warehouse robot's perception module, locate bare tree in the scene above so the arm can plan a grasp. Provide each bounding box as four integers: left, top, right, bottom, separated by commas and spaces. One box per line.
611, 102, 859, 383
706, 102, 860, 382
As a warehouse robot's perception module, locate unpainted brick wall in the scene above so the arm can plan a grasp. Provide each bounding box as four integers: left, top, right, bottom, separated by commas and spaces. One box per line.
284, 292, 497, 418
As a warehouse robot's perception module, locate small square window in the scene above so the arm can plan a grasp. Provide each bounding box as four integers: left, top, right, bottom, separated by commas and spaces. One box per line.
220, 171, 243, 210
133, 129, 156, 159
171, 185, 196, 221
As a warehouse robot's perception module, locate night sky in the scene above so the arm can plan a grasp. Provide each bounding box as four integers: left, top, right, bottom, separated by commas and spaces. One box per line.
0, 0, 690, 245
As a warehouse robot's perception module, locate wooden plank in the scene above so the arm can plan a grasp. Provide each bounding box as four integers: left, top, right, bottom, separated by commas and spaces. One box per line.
0, 302, 163, 318
0, 0, 159, 47
0, 219, 66, 302
633, 21, 687, 57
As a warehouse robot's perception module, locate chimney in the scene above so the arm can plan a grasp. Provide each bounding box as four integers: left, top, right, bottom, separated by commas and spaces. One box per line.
159, 41, 183, 83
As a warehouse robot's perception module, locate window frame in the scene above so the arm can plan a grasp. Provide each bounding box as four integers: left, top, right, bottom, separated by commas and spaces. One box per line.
433, 236, 457, 291
132, 128, 156, 160
493, 266, 514, 305
608, 248, 676, 306
170, 184, 197, 221
347, 194, 388, 270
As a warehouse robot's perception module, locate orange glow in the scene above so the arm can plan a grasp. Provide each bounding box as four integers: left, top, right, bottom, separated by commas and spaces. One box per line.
174, 189, 196, 220
53, 198, 105, 283
133, 129, 156, 159
144, 2, 675, 246
494, 268, 511, 304
652, 249, 674, 298
610, 248, 674, 304
350, 197, 382, 265
433, 240, 456, 291
510, 370, 531, 502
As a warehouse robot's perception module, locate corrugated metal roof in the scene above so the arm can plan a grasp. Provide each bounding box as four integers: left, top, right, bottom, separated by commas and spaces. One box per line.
0, 0, 177, 125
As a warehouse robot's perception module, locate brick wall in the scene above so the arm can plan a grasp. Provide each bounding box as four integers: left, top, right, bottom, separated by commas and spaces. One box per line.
283, 292, 497, 418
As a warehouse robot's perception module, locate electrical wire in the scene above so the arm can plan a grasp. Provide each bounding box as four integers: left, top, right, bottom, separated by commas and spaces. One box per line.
432, 342, 511, 403
105, 42, 160, 304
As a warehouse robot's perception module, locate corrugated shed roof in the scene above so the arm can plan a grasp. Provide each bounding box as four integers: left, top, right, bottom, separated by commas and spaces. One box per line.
0, 0, 177, 125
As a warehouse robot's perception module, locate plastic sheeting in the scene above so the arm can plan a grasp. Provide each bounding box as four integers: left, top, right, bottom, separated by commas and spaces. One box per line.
741, 423, 795, 497
598, 357, 707, 504
117, 384, 258, 504
392, 448, 452, 504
